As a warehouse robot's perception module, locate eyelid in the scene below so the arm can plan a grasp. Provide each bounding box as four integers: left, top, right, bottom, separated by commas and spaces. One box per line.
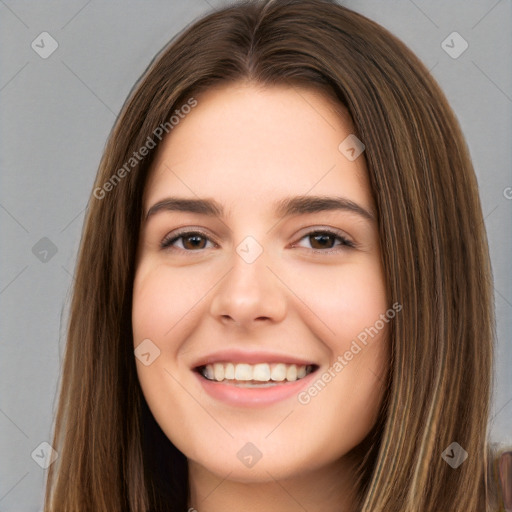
291, 226, 356, 251
160, 227, 217, 250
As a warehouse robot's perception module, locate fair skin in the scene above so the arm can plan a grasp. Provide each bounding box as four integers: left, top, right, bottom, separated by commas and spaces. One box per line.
132, 81, 389, 512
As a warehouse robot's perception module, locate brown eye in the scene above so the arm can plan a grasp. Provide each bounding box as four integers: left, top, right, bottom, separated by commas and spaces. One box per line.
181, 234, 208, 250
309, 233, 337, 249
161, 231, 214, 251
296, 229, 355, 252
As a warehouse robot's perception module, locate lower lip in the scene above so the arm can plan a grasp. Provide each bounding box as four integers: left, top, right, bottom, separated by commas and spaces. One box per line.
193, 369, 318, 407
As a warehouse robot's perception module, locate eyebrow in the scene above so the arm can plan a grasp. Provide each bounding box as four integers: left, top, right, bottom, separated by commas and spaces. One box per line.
145, 195, 375, 222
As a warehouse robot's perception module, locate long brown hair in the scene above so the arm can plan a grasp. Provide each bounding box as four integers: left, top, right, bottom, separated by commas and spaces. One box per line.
44, 1, 497, 510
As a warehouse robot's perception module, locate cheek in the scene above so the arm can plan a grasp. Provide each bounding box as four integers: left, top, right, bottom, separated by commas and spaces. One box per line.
132, 262, 209, 342
302, 338, 389, 460
297, 259, 388, 345
292, 259, 389, 425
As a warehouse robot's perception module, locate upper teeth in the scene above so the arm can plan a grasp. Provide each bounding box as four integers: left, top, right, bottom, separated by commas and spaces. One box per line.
200, 362, 313, 382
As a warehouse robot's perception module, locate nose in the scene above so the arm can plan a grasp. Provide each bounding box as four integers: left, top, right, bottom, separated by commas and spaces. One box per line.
209, 249, 287, 329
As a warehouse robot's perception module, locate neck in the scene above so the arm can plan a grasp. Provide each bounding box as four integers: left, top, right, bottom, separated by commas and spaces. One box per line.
187, 452, 361, 512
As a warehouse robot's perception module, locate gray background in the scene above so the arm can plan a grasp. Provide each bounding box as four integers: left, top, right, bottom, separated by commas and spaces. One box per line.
0, 1, 511, 510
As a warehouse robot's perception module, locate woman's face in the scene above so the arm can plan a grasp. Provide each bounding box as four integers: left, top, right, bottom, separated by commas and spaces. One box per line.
132, 82, 390, 482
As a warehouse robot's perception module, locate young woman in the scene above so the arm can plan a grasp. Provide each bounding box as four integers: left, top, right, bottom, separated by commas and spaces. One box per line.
44, 0, 503, 510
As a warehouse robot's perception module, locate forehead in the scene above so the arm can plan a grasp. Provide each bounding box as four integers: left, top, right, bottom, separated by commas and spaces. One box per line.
143, 82, 372, 214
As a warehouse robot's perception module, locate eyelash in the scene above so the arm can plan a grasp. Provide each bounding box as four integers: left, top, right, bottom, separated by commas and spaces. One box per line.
160, 228, 356, 254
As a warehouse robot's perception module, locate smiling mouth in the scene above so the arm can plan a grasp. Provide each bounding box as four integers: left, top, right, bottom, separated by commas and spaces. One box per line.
195, 362, 318, 387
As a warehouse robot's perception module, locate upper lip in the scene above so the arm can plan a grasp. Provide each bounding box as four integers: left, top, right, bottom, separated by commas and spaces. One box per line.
191, 349, 317, 369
